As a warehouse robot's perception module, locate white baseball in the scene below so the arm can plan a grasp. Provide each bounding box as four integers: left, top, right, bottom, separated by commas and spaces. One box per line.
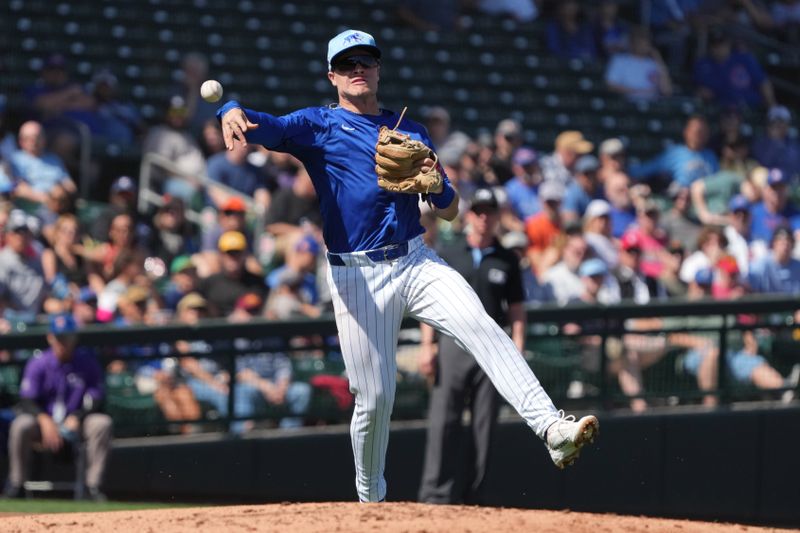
200, 79, 223, 103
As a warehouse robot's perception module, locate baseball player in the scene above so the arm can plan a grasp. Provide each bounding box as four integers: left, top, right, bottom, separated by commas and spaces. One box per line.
218, 29, 598, 503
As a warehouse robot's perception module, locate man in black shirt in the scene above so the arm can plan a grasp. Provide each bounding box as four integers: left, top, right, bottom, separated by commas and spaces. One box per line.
199, 231, 266, 317
418, 188, 526, 504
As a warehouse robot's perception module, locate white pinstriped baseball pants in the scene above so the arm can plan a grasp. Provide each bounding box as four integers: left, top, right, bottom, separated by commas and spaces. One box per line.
326, 236, 560, 503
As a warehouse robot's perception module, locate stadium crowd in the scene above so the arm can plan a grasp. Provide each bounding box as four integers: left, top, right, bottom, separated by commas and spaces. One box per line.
1, 0, 800, 430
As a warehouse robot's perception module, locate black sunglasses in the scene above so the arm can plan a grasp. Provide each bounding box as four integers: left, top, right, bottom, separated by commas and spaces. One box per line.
332, 55, 380, 73
223, 210, 244, 216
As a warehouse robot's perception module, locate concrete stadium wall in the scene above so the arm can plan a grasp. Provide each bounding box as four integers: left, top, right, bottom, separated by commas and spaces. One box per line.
2, 407, 798, 526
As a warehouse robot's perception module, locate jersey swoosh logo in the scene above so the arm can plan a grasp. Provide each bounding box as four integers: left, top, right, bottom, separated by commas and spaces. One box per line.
341, 124, 355, 131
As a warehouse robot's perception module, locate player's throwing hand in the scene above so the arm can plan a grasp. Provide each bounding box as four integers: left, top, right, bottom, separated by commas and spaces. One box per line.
221, 108, 259, 150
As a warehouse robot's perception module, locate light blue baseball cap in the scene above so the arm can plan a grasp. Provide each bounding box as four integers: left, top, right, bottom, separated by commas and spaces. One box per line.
327, 29, 381, 68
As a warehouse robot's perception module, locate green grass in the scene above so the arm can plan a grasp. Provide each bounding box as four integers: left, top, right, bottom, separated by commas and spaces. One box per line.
0, 499, 198, 514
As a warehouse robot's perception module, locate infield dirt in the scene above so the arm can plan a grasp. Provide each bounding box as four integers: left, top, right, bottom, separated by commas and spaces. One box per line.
0, 502, 787, 532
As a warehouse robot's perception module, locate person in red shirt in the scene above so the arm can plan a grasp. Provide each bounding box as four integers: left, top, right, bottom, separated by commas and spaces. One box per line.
525, 180, 565, 276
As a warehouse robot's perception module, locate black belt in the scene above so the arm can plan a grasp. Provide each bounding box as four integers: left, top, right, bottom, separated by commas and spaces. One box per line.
327, 242, 410, 266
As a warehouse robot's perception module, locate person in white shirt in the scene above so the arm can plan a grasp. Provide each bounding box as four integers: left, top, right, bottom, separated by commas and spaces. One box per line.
605, 26, 673, 102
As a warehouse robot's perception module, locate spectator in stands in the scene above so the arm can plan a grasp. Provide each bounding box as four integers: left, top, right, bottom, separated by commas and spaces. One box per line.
199, 231, 266, 317
597, 138, 627, 183
200, 119, 226, 158
614, 232, 652, 303
206, 142, 271, 214
594, 0, 629, 58
161, 255, 199, 312
690, 149, 755, 229
724, 195, 752, 276
680, 226, 728, 284
693, 28, 776, 110
621, 201, 674, 291
676, 269, 790, 406
545, 0, 598, 61
83, 212, 142, 282
2, 313, 112, 501
501, 231, 552, 303
0, 210, 46, 322
630, 115, 719, 189
264, 269, 323, 320
87, 176, 142, 243
525, 180, 564, 277
603, 170, 636, 238
712, 255, 747, 299
748, 226, 800, 294
36, 183, 74, 244
709, 108, 746, 156
177, 52, 218, 137
749, 168, 800, 246
475, 0, 539, 23
646, 0, 702, 70
41, 214, 95, 297
542, 230, 588, 306
660, 184, 702, 252
540, 131, 593, 187
141, 96, 206, 204
266, 234, 320, 307
605, 26, 672, 102
583, 199, 618, 269
660, 240, 687, 298
504, 147, 542, 228
90, 70, 143, 146
146, 195, 198, 269
485, 119, 522, 185
563, 155, 603, 223
751, 105, 800, 181
263, 167, 322, 241
94, 250, 143, 323
23, 54, 95, 125
424, 107, 470, 168
9, 121, 76, 204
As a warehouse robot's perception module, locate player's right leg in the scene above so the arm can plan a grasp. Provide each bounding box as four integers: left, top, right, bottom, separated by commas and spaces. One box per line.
326, 261, 404, 502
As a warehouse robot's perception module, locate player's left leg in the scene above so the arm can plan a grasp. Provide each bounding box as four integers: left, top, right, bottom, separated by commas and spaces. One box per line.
403, 246, 560, 438
402, 246, 598, 467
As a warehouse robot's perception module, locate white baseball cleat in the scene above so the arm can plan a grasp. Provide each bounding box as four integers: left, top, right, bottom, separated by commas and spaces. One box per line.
545, 410, 599, 469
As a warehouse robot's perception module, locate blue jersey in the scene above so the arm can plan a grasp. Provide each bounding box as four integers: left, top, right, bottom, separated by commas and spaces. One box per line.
218, 101, 449, 253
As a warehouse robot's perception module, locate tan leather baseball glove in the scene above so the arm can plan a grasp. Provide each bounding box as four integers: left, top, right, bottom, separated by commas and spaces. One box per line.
374, 109, 443, 194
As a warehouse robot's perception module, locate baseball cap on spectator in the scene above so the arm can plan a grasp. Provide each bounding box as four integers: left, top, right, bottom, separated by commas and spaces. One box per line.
327, 29, 381, 68
771, 226, 794, 245
555, 131, 593, 154
7, 209, 30, 232
539, 180, 566, 203
728, 194, 750, 213
694, 268, 713, 287
170, 255, 194, 275
49, 312, 77, 336
295, 235, 320, 255
218, 231, 247, 253
767, 168, 787, 187
621, 232, 643, 251
425, 106, 450, 123
584, 199, 611, 221
495, 118, 522, 140
111, 176, 136, 195
575, 155, 600, 174
123, 286, 149, 305
501, 231, 528, 250
221, 196, 247, 213
599, 138, 625, 157
579, 258, 608, 278
235, 292, 263, 313
717, 255, 739, 276
470, 188, 499, 211
177, 292, 207, 313
768, 105, 791, 123
512, 147, 538, 167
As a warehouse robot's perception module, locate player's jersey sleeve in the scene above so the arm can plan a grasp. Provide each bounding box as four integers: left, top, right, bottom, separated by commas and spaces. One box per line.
216, 101, 329, 153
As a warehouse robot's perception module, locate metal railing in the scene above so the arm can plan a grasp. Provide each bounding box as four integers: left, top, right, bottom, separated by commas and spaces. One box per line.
1, 295, 799, 436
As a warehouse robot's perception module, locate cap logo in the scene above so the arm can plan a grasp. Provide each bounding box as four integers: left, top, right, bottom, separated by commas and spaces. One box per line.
344, 33, 363, 44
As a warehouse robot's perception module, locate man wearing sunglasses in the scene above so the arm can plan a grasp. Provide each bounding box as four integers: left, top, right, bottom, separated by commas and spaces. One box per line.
217, 29, 598, 503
